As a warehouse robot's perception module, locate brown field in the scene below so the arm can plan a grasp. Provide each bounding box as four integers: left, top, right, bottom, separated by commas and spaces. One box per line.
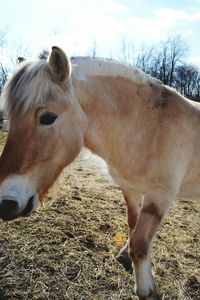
0, 132, 199, 300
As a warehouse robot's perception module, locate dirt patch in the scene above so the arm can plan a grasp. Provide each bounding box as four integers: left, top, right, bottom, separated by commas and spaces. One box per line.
0, 133, 199, 300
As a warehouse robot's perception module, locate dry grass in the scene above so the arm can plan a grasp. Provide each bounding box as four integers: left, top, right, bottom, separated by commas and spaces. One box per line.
0, 133, 199, 300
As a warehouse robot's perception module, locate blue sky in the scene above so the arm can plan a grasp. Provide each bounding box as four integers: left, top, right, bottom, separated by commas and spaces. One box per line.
1, 0, 200, 65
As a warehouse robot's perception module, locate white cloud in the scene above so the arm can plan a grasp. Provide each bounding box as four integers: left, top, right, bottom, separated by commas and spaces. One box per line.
102, 1, 128, 14
121, 7, 200, 46
36, 34, 92, 57
126, 16, 174, 42
35, 8, 124, 58
156, 8, 200, 22
4, 1, 199, 62
35, 5, 200, 59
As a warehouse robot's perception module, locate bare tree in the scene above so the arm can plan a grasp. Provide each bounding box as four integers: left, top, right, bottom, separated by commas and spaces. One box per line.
168, 35, 188, 86
0, 31, 6, 48
0, 63, 8, 92
147, 35, 188, 86
91, 40, 97, 58
134, 35, 189, 88
8, 39, 31, 67
0, 32, 31, 94
118, 34, 200, 102
86, 40, 98, 59
135, 44, 155, 73
174, 64, 200, 101
120, 37, 135, 65
0, 29, 8, 93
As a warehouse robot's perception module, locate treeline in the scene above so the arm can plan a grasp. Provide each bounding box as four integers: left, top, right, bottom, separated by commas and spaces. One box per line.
120, 35, 200, 101
0, 31, 200, 102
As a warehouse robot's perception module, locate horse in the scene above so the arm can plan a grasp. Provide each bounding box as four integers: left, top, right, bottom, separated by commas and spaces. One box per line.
0, 46, 199, 300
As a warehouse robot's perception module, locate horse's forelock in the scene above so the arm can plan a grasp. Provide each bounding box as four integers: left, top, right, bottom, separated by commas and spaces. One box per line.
1, 60, 54, 117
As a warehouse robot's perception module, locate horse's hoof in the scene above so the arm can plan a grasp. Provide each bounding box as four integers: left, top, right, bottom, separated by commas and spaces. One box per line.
116, 251, 133, 274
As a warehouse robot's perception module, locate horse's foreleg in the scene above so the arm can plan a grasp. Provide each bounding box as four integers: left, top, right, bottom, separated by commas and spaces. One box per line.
130, 190, 172, 300
116, 190, 142, 273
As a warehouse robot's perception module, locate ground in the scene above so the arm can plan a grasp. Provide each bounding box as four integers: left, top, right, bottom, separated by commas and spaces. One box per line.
0, 132, 199, 300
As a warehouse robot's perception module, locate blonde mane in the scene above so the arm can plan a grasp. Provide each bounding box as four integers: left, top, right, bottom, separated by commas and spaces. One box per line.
1, 56, 161, 116
71, 57, 161, 85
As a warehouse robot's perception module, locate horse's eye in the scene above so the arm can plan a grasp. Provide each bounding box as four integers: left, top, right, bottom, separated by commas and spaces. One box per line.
39, 112, 58, 126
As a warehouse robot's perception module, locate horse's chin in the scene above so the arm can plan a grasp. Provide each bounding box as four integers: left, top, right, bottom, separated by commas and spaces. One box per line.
0, 214, 18, 222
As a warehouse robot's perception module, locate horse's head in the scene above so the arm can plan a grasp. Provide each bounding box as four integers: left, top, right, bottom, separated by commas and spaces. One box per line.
0, 47, 86, 221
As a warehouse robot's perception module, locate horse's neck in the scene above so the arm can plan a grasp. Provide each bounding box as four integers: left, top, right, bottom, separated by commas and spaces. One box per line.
74, 75, 141, 162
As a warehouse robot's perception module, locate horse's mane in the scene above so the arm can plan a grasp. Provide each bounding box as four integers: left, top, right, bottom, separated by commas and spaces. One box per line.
71, 57, 161, 86
1, 54, 161, 116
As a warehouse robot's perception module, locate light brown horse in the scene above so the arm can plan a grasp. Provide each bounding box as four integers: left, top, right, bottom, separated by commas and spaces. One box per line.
0, 46, 199, 300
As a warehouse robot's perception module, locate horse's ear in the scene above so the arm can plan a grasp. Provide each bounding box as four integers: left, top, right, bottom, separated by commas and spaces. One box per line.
18, 57, 26, 64
48, 46, 71, 86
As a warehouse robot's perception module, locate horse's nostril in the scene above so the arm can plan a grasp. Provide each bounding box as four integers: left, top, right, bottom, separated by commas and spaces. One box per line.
1, 199, 19, 212
0, 199, 19, 221
20, 195, 35, 217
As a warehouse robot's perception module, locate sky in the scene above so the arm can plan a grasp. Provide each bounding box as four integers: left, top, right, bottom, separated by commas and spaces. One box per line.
0, 0, 200, 66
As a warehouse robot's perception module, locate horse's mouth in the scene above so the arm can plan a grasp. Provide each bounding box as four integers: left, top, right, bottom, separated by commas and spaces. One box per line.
0, 212, 18, 221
